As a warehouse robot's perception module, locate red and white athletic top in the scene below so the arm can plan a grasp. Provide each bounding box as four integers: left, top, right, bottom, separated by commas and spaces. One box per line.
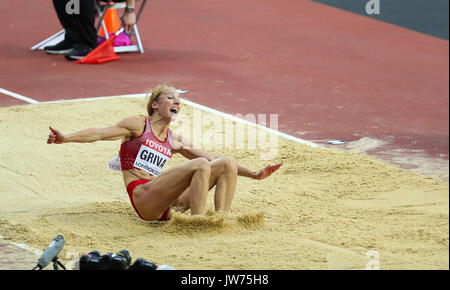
119, 116, 173, 176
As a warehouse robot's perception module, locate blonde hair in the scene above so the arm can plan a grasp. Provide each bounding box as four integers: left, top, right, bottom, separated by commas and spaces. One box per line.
146, 84, 175, 116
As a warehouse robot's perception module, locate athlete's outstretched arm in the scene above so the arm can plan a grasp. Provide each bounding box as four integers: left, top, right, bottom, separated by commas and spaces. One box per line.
172, 132, 282, 180
47, 117, 143, 144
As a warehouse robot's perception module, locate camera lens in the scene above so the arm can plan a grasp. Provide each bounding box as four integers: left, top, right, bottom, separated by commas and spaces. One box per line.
117, 250, 132, 267
88, 251, 101, 257
129, 258, 158, 270
79, 250, 103, 270
101, 250, 132, 270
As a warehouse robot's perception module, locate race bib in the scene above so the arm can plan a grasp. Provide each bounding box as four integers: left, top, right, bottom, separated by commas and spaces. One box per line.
133, 139, 172, 176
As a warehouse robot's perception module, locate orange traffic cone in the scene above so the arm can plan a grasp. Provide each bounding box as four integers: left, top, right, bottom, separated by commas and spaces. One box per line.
76, 29, 123, 64
99, 3, 121, 37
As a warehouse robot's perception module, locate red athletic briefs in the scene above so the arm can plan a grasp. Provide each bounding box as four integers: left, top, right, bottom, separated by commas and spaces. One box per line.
126, 179, 171, 221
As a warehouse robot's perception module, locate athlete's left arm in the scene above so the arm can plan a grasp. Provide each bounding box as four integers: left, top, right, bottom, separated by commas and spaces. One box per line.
172, 132, 282, 179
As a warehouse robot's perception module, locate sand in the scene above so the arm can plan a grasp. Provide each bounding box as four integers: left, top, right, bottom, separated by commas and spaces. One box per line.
0, 97, 448, 269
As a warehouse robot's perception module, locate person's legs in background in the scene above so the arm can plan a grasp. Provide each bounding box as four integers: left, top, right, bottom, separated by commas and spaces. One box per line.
45, 0, 98, 60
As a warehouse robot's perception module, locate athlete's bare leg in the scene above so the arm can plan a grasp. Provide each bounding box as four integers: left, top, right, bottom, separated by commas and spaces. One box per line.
173, 156, 238, 213
209, 156, 238, 212
133, 157, 211, 220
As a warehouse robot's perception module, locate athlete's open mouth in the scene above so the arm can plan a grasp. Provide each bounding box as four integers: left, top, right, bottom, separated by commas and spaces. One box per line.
170, 107, 178, 114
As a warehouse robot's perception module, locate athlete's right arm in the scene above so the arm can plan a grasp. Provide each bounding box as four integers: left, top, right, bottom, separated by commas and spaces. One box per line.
47, 117, 143, 144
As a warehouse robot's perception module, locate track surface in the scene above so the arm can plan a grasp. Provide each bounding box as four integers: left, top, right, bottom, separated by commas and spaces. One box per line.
0, 0, 448, 173
314, 0, 449, 40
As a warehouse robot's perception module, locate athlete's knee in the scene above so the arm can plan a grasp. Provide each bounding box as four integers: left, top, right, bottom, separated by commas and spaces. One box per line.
219, 156, 238, 174
192, 157, 211, 174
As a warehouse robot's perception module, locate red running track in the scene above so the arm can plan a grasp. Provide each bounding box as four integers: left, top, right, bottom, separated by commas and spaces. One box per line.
0, 0, 448, 173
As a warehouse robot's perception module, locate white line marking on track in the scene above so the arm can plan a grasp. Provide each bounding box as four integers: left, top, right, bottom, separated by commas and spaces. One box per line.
180, 97, 319, 148
0, 88, 40, 104
10, 242, 42, 256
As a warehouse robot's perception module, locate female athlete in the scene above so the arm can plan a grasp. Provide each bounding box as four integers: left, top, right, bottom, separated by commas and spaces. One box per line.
47, 85, 282, 221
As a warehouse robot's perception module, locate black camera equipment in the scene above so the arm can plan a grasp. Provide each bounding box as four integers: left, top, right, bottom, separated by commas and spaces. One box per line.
129, 258, 158, 270
79, 250, 132, 270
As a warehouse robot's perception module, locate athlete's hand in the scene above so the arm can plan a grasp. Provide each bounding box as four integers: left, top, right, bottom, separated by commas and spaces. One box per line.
253, 163, 283, 180
47, 126, 66, 144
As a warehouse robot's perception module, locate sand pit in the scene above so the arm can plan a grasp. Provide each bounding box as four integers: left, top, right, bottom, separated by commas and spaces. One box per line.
0, 97, 448, 269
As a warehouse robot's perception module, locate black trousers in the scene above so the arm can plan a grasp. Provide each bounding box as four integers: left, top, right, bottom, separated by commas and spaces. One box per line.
52, 0, 97, 48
